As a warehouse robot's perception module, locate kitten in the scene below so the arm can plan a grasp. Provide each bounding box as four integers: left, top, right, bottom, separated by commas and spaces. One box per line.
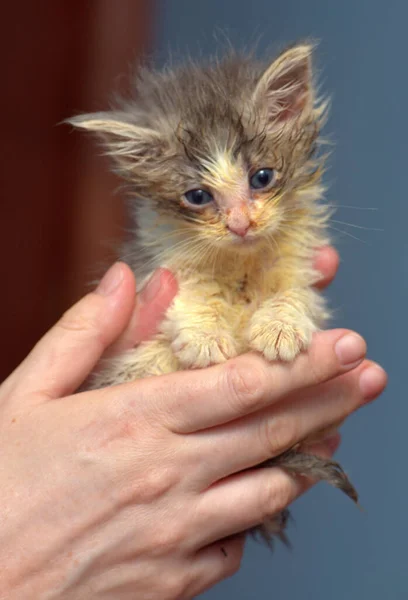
68, 44, 358, 545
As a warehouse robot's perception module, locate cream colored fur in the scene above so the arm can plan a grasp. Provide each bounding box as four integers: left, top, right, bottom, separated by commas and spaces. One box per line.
92, 184, 330, 388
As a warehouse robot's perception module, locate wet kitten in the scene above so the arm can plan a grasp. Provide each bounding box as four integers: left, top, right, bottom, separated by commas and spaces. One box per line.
68, 44, 358, 545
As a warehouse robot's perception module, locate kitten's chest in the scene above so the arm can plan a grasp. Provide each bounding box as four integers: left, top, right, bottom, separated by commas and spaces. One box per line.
213, 269, 268, 338
229, 273, 262, 307
220, 263, 273, 325
221, 251, 277, 307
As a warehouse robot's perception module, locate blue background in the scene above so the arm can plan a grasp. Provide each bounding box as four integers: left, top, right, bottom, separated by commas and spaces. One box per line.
153, 1, 404, 598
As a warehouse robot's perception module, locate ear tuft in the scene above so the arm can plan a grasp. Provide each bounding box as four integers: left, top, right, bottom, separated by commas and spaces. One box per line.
66, 112, 164, 176
254, 44, 314, 124
66, 112, 152, 139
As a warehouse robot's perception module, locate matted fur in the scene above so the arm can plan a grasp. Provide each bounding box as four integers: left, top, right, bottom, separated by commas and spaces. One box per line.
68, 44, 358, 545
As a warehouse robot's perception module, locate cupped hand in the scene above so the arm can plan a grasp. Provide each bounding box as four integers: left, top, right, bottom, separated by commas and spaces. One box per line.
0, 249, 386, 600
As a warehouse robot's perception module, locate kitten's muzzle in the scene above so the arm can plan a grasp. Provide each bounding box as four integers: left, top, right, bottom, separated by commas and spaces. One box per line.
227, 223, 250, 237
225, 205, 251, 238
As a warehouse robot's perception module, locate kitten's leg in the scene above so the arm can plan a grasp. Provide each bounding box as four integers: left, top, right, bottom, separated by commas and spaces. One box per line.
88, 337, 178, 389
248, 287, 328, 361
162, 291, 238, 369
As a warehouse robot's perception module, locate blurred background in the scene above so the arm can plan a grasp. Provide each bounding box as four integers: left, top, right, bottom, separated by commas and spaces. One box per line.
0, 1, 404, 598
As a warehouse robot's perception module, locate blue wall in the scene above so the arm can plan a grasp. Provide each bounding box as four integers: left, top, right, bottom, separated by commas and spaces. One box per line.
153, 1, 405, 598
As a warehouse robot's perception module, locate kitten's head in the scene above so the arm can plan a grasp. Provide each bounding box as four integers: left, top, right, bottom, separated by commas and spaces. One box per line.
68, 44, 327, 255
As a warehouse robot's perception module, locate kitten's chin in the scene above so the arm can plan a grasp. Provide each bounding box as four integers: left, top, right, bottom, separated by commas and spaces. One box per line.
226, 234, 264, 252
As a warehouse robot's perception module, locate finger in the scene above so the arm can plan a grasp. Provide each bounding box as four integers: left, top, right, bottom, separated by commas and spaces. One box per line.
313, 245, 340, 289
8, 263, 136, 400
137, 329, 368, 433
187, 535, 245, 597
189, 437, 338, 549
185, 360, 386, 486
105, 268, 178, 358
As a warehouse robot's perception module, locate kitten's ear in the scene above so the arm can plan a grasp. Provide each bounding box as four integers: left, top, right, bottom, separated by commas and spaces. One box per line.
66, 112, 164, 175
253, 45, 314, 124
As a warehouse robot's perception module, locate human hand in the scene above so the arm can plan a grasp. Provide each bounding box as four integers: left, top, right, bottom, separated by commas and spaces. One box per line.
0, 250, 386, 599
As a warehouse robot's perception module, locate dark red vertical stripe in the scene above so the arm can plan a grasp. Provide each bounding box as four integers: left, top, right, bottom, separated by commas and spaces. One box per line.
0, 1, 153, 381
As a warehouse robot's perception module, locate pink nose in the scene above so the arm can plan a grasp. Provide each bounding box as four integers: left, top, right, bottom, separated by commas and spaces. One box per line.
228, 224, 249, 237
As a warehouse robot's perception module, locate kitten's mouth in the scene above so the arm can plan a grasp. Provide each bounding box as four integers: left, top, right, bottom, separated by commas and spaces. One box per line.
229, 233, 260, 247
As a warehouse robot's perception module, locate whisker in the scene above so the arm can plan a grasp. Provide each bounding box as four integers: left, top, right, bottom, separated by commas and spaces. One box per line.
140, 232, 191, 247
129, 236, 206, 272
331, 219, 383, 232
330, 204, 378, 211
266, 233, 281, 258
169, 237, 215, 271
329, 225, 369, 244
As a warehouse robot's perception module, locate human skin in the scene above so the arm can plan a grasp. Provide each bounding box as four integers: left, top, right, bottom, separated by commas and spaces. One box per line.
0, 248, 387, 600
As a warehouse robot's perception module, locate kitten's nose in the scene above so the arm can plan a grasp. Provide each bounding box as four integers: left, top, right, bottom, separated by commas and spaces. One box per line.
226, 206, 250, 238
227, 224, 249, 237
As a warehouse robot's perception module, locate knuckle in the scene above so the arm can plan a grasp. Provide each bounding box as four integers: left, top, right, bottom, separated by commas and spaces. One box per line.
150, 569, 189, 600
59, 304, 97, 334
258, 476, 295, 520
161, 573, 189, 600
305, 331, 354, 387
150, 520, 188, 557
57, 314, 91, 334
224, 358, 267, 415
113, 463, 181, 509
102, 405, 184, 505
304, 349, 330, 387
140, 466, 182, 503
260, 413, 301, 458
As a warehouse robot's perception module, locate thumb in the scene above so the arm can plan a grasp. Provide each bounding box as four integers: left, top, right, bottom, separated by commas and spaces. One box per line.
104, 268, 178, 358
6, 263, 136, 400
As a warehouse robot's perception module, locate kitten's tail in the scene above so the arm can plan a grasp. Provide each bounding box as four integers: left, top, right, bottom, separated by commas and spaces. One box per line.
262, 448, 359, 504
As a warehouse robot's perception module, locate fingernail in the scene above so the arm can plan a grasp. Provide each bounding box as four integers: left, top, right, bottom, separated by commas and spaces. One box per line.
335, 333, 366, 367
359, 364, 387, 400
139, 270, 163, 304
96, 263, 124, 296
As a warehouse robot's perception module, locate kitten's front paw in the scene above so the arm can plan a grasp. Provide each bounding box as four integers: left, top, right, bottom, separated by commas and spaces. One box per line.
248, 316, 316, 362
172, 330, 238, 369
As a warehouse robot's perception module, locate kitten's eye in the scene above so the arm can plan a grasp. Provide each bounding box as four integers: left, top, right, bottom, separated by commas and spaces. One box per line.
249, 168, 276, 190
184, 189, 214, 207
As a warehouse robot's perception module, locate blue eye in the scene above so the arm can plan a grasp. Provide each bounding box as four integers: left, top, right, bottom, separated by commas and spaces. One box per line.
184, 189, 214, 207
249, 168, 276, 190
